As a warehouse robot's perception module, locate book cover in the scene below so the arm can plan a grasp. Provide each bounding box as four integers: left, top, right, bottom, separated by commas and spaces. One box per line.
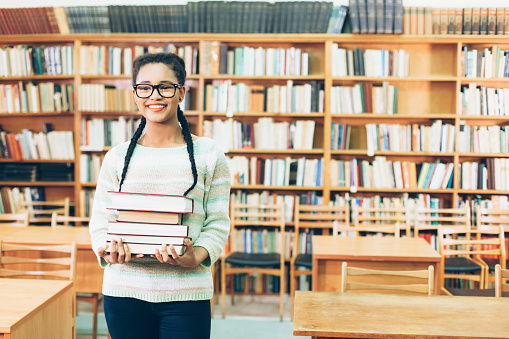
480, 8, 488, 34
108, 221, 189, 237
106, 234, 189, 245
117, 210, 182, 224
107, 191, 194, 213
106, 241, 186, 255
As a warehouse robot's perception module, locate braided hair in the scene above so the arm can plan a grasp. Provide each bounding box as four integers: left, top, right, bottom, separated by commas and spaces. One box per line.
118, 53, 198, 196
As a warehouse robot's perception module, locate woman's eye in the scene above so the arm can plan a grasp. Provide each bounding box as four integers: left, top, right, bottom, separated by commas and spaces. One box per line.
139, 86, 151, 90
159, 86, 172, 90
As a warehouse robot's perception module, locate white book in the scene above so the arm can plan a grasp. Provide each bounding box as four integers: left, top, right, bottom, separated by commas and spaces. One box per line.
106, 242, 186, 256
107, 191, 194, 213
108, 221, 189, 237
106, 234, 188, 245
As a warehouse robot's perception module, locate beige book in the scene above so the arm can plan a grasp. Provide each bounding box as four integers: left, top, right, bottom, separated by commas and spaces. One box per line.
117, 210, 182, 224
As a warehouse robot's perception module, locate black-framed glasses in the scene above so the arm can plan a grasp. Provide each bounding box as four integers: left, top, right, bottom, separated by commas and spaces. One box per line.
133, 83, 182, 98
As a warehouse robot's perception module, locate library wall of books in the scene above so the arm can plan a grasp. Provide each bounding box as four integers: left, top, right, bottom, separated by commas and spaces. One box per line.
1, 1, 509, 295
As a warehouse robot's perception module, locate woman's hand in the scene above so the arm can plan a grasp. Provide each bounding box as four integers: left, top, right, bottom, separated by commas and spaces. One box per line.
154, 238, 207, 267
97, 238, 143, 264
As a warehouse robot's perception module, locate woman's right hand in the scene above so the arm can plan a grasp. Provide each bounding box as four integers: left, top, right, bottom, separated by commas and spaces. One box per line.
97, 238, 143, 264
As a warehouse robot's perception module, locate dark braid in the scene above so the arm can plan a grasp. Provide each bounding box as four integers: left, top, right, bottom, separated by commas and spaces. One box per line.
118, 116, 146, 192
119, 52, 197, 195
177, 105, 198, 195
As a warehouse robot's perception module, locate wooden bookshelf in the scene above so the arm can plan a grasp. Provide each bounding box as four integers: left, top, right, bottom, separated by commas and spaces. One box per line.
1, 34, 509, 215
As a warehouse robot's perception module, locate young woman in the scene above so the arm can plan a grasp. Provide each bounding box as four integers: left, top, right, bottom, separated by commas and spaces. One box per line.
89, 53, 231, 339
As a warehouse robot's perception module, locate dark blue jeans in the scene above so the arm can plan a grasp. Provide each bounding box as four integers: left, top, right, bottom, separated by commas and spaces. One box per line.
104, 296, 211, 339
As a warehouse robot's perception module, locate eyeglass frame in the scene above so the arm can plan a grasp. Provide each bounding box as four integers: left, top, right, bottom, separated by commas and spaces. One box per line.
133, 83, 183, 99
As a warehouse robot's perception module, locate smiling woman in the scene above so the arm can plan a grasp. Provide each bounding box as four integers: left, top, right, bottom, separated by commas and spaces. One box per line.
88, 52, 231, 339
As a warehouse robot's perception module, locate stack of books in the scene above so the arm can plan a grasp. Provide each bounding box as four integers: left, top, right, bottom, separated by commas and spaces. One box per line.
106, 191, 194, 255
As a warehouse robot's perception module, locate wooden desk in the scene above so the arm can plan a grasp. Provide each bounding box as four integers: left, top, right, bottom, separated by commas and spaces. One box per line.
1, 226, 103, 293
0, 226, 24, 238
293, 291, 509, 339
312, 236, 441, 294
0, 279, 74, 339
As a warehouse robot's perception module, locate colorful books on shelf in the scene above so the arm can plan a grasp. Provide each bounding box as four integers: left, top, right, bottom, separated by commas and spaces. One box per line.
106, 191, 193, 255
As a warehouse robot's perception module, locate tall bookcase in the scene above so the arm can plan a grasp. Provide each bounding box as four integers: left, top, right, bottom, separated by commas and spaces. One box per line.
1, 33, 509, 216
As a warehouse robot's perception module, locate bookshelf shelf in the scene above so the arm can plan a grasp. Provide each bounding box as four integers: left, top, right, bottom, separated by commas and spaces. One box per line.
231, 185, 323, 191
0, 75, 74, 81
1, 181, 75, 187
1, 33, 508, 217
227, 149, 324, 155
332, 76, 458, 82
0, 112, 74, 117
0, 159, 74, 163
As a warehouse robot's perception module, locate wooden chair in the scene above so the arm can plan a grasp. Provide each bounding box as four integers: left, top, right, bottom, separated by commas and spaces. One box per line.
341, 262, 434, 295
290, 200, 350, 320
51, 212, 101, 339
438, 226, 505, 296
477, 208, 509, 286
353, 205, 409, 237
0, 211, 29, 226
0, 240, 77, 281
19, 197, 70, 225
414, 205, 471, 238
495, 264, 509, 297
221, 201, 285, 321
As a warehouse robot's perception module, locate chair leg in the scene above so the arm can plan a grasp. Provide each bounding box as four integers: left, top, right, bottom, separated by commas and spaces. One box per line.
221, 259, 226, 319
280, 269, 284, 322
230, 273, 235, 306
92, 294, 98, 339
290, 265, 295, 321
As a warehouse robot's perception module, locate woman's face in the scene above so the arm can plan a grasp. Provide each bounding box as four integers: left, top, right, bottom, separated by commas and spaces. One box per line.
133, 63, 186, 125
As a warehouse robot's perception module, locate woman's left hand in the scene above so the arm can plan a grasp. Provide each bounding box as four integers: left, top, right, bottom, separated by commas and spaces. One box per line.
153, 238, 198, 267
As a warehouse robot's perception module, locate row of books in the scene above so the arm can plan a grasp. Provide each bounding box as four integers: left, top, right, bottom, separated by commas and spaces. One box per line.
349, 0, 403, 34
427, 7, 509, 36
460, 159, 509, 191
330, 45, 409, 77
79, 189, 95, 217
0, 187, 44, 214
0, 2, 338, 35
0, 45, 73, 77
80, 117, 141, 152
458, 125, 509, 154
202, 42, 310, 77
462, 46, 509, 78
203, 118, 316, 153
330, 157, 454, 190
79, 44, 199, 76
0, 129, 74, 161
330, 82, 398, 114
365, 121, 456, 153
461, 85, 509, 116
203, 81, 324, 114
79, 154, 103, 184
0, 162, 73, 182
77, 85, 137, 113
330, 123, 352, 151
0, 83, 74, 114
227, 156, 324, 188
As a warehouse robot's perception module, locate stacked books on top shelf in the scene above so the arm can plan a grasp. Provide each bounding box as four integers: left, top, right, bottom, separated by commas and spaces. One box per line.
106, 191, 194, 255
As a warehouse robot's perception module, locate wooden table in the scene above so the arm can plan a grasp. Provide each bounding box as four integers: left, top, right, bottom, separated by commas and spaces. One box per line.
1, 226, 103, 293
293, 291, 509, 339
312, 236, 441, 294
0, 279, 74, 339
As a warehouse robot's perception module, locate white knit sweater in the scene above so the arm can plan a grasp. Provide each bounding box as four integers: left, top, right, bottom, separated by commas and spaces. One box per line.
89, 137, 231, 302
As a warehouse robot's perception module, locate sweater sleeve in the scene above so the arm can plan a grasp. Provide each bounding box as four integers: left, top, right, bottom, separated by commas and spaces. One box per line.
89, 149, 120, 267
194, 141, 231, 268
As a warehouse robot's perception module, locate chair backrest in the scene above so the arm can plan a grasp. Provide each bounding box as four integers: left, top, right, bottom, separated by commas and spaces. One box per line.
353, 205, 409, 237
439, 225, 506, 286
495, 264, 509, 298
477, 208, 509, 231
51, 212, 91, 228
19, 197, 70, 225
415, 205, 470, 237
230, 201, 285, 258
341, 262, 434, 295
0, 212, 29, 227
294, 200, 350, 257
0, 240, 77, 281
